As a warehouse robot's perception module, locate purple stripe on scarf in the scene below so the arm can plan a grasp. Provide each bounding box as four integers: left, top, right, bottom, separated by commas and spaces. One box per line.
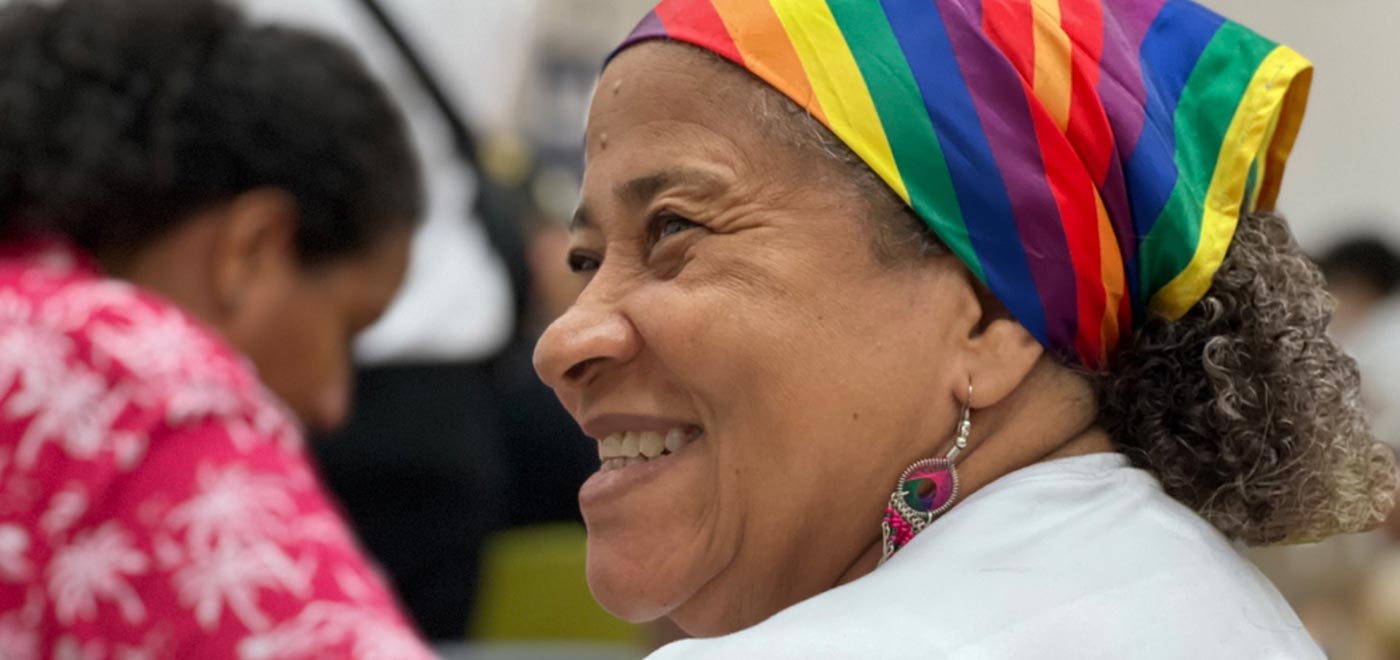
1095, 0, 1167, 267
940, 0, 1079, 353
610, 10, 669, 63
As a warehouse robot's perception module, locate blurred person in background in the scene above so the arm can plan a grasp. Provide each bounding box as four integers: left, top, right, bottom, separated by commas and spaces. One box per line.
1247, 234, 1400, 659
0, 0, 439, 656
239, 0, 597, 641
1305, 234, 1400, 660
1318, 235, 1400, 446
533, 0, 1398, 657
1317, 236, 1400, 340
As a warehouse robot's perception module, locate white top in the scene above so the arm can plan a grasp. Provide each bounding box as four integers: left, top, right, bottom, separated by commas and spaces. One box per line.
650, 453, 1322, 660
238, 0, 520, 364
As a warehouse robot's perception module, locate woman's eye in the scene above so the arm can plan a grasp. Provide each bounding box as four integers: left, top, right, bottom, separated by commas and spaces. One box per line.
653, 213, 701, 241
568, 251, 601, 273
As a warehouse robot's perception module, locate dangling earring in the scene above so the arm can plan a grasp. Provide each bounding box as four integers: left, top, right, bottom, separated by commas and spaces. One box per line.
880, 381, 974, 564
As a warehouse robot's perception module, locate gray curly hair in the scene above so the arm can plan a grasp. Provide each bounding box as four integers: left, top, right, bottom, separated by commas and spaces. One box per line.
737, 51, 1397, 546
1098, 212, 1397, 544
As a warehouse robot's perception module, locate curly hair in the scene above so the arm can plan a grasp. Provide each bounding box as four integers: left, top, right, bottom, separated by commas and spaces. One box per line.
0, 0, 421, 263
1100, 212, 1396, 544
734, 47, 1397, 546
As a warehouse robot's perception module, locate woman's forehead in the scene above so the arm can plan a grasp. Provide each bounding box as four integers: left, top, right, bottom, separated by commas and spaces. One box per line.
586, 43, 768, 159
580, 42, 853, 228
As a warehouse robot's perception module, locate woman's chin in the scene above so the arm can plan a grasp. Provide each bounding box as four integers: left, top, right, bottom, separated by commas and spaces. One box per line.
579, 439, 721, 621
585, 545, 689, 623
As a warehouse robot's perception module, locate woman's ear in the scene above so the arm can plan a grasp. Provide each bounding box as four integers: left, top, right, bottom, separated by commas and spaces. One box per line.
954, 270, 1043, 410
211, 188, 300, 321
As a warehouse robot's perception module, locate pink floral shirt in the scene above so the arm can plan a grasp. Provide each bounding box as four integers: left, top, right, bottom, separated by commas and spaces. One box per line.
0, 239, 437, 660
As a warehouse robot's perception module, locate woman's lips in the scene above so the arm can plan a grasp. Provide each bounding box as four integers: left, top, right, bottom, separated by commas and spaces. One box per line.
579, 428, 704, 509
580, 413, 702, 442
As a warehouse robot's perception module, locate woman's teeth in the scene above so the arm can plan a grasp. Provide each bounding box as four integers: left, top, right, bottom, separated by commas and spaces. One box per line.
598, 428, 700, 471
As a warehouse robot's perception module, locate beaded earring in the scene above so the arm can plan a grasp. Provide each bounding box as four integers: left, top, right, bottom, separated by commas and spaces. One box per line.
880, 381, 974, 564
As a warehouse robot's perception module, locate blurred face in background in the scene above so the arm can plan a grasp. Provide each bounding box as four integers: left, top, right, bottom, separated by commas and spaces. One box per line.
1326, 272, 1388, 340
228, 231, 412, 433
534, 43, 977, 635
126, 190, 413, 433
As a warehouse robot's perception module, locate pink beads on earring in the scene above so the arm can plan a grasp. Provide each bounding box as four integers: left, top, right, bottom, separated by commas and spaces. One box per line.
879, 382, 974, 564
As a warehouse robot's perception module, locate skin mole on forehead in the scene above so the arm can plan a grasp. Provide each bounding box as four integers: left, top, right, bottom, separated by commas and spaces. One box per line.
613, 79, 623, 95
600, 132, 609, 150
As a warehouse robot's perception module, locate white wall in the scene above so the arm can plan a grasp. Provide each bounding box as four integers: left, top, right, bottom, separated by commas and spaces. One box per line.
250, 0, 543, 134
1203, 0, 1400, 250
376, 0, 541, 133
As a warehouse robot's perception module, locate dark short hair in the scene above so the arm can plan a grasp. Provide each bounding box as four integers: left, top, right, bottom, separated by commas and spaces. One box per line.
0, 0, 422, 263
1316, 235, 1400, 297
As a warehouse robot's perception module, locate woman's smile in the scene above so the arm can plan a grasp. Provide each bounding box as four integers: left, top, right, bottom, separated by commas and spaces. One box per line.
579, 416, 705, 510
579, 423, 705, 512
595, 426, 703, 469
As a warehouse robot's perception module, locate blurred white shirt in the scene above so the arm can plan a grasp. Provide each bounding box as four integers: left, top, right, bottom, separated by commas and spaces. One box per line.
652, 454, 1321, 660
239, 0, 530, 364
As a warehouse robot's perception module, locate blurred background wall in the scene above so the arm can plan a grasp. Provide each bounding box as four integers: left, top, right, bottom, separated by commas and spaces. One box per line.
1202, 0, 1400, 248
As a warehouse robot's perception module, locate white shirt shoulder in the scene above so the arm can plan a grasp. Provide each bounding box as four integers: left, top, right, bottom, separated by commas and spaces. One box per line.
651, 454, 1322, 660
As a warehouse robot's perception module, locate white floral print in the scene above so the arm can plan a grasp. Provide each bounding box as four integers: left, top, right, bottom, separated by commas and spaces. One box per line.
168, 464, 301, 551
0, 612, 40, 660
5, 352, 144, 470
47, 522, 150, 626
173, 539, 314, 633
40, 484, 89, 539
0, 524, 33, 582
0, 323, 72, 407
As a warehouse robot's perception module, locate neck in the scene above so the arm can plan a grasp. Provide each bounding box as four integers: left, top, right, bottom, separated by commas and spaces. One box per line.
1042, 426, 1115, 461
97, 220, 224, 325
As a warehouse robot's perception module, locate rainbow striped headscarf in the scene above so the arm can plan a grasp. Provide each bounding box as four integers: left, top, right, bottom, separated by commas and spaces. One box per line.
611, 0, 1311, 367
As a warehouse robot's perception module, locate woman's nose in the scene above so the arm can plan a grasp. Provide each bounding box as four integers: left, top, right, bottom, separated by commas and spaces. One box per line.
533, 301, 640, 396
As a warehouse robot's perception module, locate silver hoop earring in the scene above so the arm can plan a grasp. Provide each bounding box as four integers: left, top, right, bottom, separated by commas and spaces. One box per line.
880, 381, 974, 564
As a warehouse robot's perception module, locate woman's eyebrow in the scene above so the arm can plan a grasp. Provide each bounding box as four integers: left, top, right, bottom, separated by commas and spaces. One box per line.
616, 167, 728, 206
572, 167, 730, 233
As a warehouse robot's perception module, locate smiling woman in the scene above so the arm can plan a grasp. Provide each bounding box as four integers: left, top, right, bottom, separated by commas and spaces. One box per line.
531, 0, 1397, 658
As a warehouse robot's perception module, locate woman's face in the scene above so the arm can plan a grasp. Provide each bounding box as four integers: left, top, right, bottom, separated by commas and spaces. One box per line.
230, 229, 411, 433
534, 43, 978, 634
